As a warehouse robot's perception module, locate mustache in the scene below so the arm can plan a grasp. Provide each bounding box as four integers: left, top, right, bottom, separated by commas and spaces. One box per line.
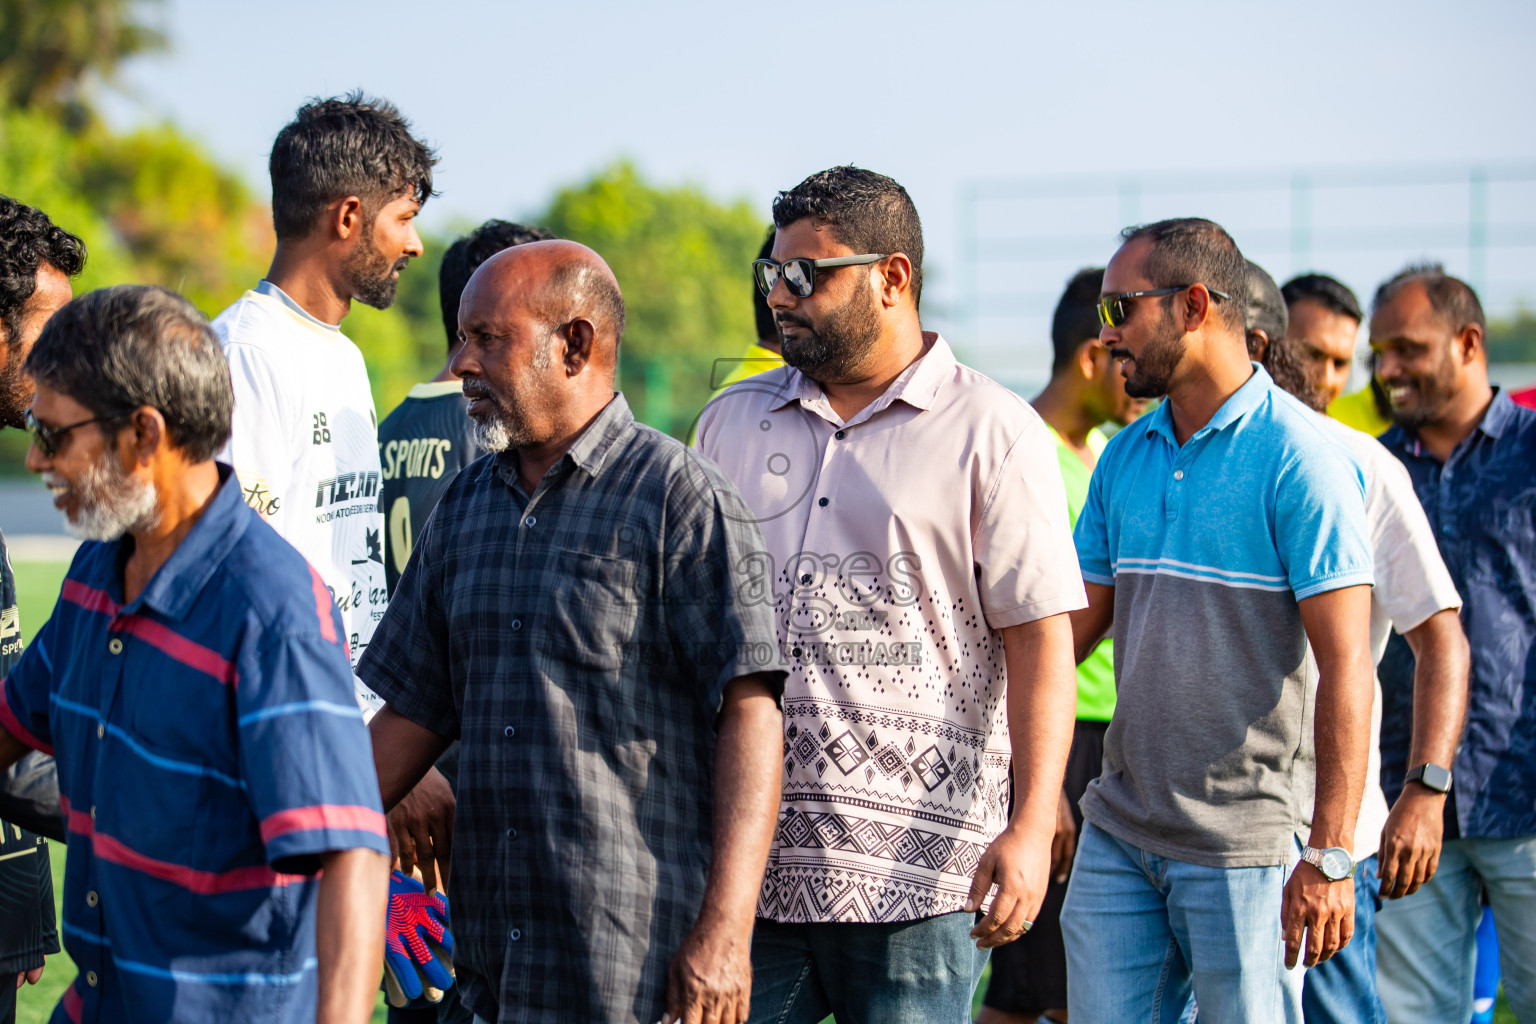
1108, 348, 1134, 361
775, 313, 814, 332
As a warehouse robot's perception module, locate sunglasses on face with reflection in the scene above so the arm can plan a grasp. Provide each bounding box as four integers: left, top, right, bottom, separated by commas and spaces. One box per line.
24, 408, 130, 459
1096, 285, 1232, 330
752, 254, 888, 299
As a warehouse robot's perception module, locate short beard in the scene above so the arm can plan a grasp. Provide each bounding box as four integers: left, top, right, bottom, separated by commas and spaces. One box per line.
343, 223, 406, 311
1265, 340, 1330, 414
47, 449, 159, 541
1388, 351, 1459, 431
0, 344, 27, 429
464, 345, 551, 453
1121, 306, 1186, 399
777, 283, 882, 384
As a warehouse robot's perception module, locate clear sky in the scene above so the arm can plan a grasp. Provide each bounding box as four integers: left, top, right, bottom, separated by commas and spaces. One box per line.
101, 0, 1536, 383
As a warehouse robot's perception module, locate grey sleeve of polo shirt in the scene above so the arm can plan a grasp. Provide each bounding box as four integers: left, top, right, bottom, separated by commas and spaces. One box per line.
1273, 440, 1376, 598
662, 450, 788, 712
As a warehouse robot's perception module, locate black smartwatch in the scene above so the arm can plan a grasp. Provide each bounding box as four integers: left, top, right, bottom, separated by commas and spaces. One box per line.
1404, 762, 1453, 793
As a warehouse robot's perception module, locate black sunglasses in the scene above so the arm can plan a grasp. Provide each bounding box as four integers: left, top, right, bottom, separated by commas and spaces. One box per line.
753, 254, 888, 299
1096, 285, 1232, 329
24, 408, 131, 459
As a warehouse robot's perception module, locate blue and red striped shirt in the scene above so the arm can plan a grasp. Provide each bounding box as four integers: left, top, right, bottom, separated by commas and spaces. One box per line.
0, 467, 389, 1023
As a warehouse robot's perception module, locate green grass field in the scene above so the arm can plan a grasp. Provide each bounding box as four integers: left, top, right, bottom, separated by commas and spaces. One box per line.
7, 561, 1518, 1022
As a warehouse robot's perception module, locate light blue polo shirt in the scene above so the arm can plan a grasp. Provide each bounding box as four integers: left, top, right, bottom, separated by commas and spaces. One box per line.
1074, 365, 1374, 867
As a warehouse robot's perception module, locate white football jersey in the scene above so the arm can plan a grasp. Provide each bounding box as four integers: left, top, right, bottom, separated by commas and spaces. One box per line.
212, 281, 387, 717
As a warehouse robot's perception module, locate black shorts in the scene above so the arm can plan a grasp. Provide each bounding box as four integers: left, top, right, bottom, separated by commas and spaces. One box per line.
981, 718, 1109, 1012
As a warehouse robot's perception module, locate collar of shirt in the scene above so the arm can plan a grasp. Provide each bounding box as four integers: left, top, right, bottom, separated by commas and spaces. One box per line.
493, 392, 634, 496
254, 279, 342, 332
767, 332, 956, 427
1141, 362, 1271, 447
97, 464, 249, 621
1389, 387, 1518, 461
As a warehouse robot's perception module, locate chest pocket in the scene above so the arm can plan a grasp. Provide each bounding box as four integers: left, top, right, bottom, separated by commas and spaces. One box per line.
544, 549, 641, 671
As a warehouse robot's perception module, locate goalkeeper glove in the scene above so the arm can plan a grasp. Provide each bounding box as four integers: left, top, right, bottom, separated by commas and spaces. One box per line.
383, 869, 455, 1007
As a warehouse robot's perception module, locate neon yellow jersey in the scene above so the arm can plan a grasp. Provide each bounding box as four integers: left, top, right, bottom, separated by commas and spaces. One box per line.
1328, 386, 1392, 438
1047, 424, 1116, 721
716, 342, 785, 388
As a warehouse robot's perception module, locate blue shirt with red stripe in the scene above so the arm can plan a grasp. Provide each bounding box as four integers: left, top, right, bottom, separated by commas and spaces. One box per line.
0, 466, 389, 1023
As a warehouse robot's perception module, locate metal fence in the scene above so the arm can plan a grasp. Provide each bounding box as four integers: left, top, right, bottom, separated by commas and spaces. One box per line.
956, 162, 1536, 391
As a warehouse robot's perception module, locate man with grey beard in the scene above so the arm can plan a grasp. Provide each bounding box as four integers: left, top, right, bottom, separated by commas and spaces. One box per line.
361, 240, 788, 1024
3, 284, 392, 1023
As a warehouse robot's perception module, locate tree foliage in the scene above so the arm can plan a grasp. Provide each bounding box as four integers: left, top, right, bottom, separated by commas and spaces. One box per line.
0, 0, 166, 120
538, 160, 768, 434
1487, 309, 1536, 365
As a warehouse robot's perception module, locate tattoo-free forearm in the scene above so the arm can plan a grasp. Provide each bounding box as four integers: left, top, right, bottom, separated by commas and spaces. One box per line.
1403, 608, 1470, 776
1001, 615, 1079, 841
1069, 583, 1115, 666
698, 675, 783, 933
315, 847, 389, 1024
369, 707, 451, 812
1299, 585, 1374, 849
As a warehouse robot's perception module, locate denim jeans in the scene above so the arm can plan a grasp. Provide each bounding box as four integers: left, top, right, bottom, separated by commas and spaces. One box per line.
1375, 834, 1536, 1023
1060, 821, 1304, 1024
1300, 854, 1385, 1024
745, 912, 989, 1024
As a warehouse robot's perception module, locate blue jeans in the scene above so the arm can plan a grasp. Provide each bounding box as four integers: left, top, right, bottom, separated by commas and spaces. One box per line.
1301, 854, 1385, 1024
745, 912, 989, 1024
1060, 821, 1304, 1024
1376, 834, 1536, 1023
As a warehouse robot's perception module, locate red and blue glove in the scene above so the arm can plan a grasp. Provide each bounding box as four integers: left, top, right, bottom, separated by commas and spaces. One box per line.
383, 869, 455, 1007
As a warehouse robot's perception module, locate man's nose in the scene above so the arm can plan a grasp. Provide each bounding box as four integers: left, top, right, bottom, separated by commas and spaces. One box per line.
405, 222, 424, 258
24, 441, 49, 474
767, 277, 798, 312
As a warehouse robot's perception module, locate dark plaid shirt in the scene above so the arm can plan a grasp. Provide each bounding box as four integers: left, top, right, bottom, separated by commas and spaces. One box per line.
359, 394, 784, 1024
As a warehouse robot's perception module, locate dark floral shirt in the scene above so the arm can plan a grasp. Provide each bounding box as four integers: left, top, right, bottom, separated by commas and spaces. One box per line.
1378, 389, 1536, 839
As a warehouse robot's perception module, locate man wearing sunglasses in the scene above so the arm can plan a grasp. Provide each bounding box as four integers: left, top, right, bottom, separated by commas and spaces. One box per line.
3, 285, 391, 1023
1060, 218, 1377, 1023
698, 167, 1085, 1024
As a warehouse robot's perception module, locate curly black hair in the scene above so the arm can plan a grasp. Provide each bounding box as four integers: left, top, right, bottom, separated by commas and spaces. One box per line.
438, 220, 555, 349
1, 195, 87, 348
772, 166, 925, 308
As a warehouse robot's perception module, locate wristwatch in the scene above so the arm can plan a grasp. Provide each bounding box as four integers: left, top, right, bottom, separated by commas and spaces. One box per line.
1301, 846, 1355, 882
1404, 762, 1453, 793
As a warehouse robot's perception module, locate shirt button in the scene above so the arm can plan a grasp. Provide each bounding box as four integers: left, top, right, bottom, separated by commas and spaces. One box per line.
85, 971, 99, 987
791, 647, 803, 658
835, 430, 846, 440
818, 497, 829, 507
524, 515, 537, 527
504, 725, 516, 738
799, 574, 812, 585
1173, 470, 1185, 481
506, 827, 518, 839
511, 619, 522, 631
108, 638, 123, 655
90, 806, 96, 820
86, 891, 99, 907
510, 928, 522, 941
96, 724, 105, 739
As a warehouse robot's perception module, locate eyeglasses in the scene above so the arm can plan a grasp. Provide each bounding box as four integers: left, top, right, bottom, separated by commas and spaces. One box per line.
1096, 285, 1232, 329
752, 254, 888, 298
24, 408, 130, 459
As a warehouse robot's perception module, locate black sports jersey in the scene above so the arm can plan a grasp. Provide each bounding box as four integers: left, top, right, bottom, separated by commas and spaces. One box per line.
0, 527, 60, 976
377, 381, 478, 593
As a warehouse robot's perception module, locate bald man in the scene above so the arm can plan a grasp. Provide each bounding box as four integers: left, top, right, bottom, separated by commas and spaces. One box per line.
360, 241, 788, 1024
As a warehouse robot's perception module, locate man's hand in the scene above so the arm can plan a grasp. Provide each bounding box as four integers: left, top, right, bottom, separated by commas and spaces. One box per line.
662, 917, 753, 1024
388, 767, 455, 891
967, 822, 1051, 949
15, 965, 44, 989
1378, 786, 1445, 899
1281, 861, 1355, 969
1051, 789, 1077, 884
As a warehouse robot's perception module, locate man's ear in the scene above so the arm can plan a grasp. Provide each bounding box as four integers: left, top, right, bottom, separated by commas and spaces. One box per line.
1456, 322, 1485, 365
1247, 329, 1271, 363
1181, 283, 1219, 333
125, 406, 167, 467
562, 318, 597, 376
877, 254, 914, 309
1078, 338, 1105, 380
332, 196, 365, 242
